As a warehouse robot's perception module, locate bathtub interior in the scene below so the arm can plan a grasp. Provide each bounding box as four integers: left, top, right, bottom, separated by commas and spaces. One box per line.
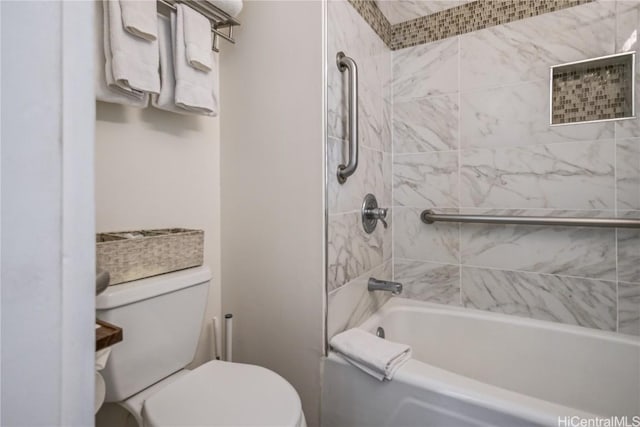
322, 353, 554, 427
358, 298, 640, 418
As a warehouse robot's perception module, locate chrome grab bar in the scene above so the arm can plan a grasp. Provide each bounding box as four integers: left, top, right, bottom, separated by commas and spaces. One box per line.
336, 52, 358, 184
420, 210, 640, 229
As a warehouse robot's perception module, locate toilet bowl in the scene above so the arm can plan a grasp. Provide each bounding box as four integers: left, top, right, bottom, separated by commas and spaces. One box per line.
96, 266, 305, 426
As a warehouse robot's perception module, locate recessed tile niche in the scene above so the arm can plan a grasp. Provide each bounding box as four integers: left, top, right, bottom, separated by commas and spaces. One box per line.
551, 52, 635, 125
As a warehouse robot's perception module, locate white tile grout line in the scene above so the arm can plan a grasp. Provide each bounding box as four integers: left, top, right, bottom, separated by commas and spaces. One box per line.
457, 35, 463, 307
614, 1, 619, 331
615, 120, 620, 333
395, 257, 618, 283
390, 47, 396, 283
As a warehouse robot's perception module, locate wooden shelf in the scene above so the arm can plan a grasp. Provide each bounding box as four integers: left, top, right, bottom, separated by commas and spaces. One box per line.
96, 319, 123, 351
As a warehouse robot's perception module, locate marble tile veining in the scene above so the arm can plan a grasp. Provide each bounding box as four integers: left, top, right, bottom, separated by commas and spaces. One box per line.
328, 139, 388, 214
394, 259, 460, 305
393, 37, 459, 102
327, 0, 391, 152
460, 1, 615, 92
460, 210, 616, 280
460, 140, 615, 210
327, 261, 392, 339
394, 151, 459, 208
393, 94, 459, 153
390, 0, 594, 50
617, 211, 640, 284
460, 80, 615, 150
376, 0, 472, 26
328, 0, 640, 338
393, 207, 459, 264
614, 2, 640, 138
619, 281, 640, 336
328, 211, 384, 292
616, 138, 640, 211
462, 266, 617, 331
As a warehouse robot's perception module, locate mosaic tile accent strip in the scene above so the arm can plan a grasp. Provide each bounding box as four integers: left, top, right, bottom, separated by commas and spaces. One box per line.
390, 0, 594, 50
346, 0, 392, 47
344, 0, 594, 51
552, 56, 634, 125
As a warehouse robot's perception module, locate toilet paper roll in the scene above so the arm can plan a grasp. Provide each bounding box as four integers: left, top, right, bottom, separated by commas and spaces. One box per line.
96, 347, 111, 371
95, 371, 106, 414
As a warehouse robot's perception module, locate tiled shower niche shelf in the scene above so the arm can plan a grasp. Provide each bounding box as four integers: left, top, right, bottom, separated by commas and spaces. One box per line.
550, 52, 635, 126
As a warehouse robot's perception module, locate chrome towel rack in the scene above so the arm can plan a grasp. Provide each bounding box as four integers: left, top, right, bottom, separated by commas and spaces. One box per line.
157, 0, 240, 52
420, 210, 640, 229
336, 52, 358, 184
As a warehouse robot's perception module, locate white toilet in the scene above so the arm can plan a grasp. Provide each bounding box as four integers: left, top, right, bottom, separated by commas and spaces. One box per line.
96, 266, 305, 427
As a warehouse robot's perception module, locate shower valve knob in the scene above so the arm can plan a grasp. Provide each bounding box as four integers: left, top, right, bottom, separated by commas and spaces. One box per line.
361, 194, 388, 234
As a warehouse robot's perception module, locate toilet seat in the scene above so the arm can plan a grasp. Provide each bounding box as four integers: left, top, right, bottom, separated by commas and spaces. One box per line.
143, 360, 305, 427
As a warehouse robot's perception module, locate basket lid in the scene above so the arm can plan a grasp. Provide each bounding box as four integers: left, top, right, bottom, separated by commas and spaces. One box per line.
96, 266, 211, 309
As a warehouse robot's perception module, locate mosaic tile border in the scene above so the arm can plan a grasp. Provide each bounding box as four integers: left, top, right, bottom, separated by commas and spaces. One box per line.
346, 0, 392, 46
345, 0, 594, 51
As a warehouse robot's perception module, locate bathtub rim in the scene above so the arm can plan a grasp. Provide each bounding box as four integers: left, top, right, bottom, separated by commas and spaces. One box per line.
360, 297, 640, 346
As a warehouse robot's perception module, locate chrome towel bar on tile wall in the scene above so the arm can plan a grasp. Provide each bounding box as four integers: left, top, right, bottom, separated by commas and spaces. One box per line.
157, 0, 240, 52
420, 210, 640, 229
336, 52, 358, 184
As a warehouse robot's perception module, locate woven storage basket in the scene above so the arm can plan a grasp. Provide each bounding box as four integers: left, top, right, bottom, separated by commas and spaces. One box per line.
96, 228, 204, 285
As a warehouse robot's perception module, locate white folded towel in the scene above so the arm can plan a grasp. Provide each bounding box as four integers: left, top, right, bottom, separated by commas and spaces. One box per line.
180, 5, 213, 72
96, 0, 148, 107
120, 0, 158, 41
152, 15, 191, 114
206, 0, 243, 17
172, 8, 218, 116
106, 0, 160, 95
330, 328, 412, 381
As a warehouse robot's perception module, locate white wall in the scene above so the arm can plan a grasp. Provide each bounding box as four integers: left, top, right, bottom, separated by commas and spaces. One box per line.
1, 1, 95, 425
95, 103, 221, 366
220, 1, 325, 425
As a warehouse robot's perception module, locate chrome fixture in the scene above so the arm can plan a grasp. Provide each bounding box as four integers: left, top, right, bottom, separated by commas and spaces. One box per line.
336, 52, 358, 184
421, 210, 640, 229
368, 277, 403, 295
362, 194, 388, 234
157, 0, 240, 52
376, 327, 385, 339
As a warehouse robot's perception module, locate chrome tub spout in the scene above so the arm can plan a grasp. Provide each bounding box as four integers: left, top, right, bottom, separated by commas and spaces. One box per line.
368, 278, 403, 295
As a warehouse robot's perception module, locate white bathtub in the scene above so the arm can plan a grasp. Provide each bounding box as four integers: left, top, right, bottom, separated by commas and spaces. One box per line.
322, 298, 640, 427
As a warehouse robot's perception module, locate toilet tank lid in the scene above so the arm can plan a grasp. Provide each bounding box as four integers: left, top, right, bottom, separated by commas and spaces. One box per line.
96, 266, 211, 310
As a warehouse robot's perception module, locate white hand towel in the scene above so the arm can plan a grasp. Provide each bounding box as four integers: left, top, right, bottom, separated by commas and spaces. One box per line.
180, 5, 213, 72
206, 0, 243, 17
120, 0, 158, 41
330, 328, 412, 381
152, 15, 192, 114
96, 0, 147, 106
172, 9, 219, 116
106, 0, 160, 94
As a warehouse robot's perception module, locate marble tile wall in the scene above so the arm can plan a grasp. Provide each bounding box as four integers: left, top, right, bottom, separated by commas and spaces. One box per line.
326, 0, 393, 338
391, 1, 640, 336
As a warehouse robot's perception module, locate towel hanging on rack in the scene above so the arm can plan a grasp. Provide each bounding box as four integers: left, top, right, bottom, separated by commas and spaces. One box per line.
181, 5, 214, 71
105, 0, 160, 95
96, 0, 148, 106
120, 0, 158, 41
172, 8, 219, 116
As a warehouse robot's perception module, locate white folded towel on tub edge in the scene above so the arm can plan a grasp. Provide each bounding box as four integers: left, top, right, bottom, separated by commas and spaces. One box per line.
329, 328, 412, 381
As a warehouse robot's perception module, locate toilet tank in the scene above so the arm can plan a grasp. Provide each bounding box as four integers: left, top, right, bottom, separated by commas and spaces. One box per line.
96, 266, 211, 402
